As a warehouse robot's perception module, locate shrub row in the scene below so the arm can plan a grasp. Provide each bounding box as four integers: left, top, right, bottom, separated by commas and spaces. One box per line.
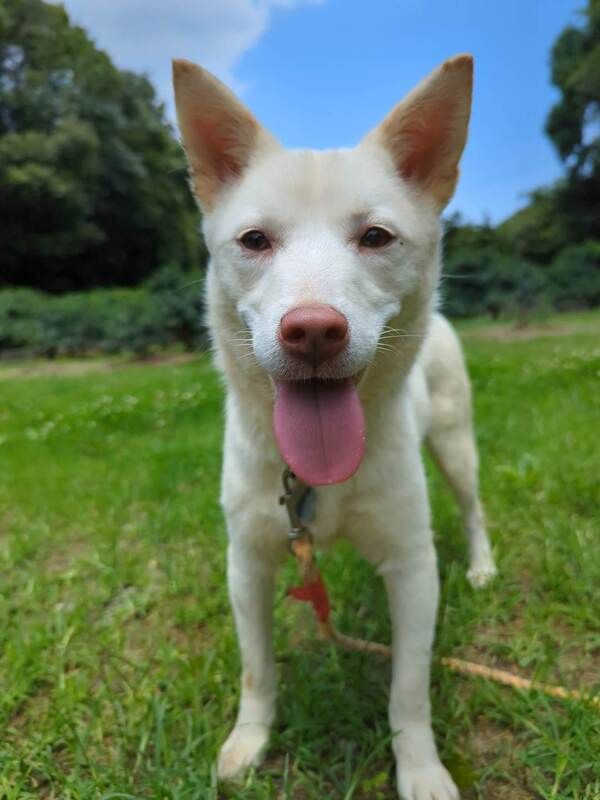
0, 266, 207, 358
2, 242, 598, 358
441, 240, 600, 319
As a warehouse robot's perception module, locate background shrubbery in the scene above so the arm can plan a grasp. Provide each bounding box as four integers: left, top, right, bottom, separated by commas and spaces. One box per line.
0, 0, 598, 355
5, 238, 598, 361
441, 220, 600, 318
0, 266, 206, 358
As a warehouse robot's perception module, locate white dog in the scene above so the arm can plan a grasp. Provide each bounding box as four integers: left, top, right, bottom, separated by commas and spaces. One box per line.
173, 55, 496, 800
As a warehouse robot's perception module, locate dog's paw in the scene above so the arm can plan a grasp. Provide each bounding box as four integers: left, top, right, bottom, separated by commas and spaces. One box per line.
467, 556, 497, 588
217, 723, 270, 780
397, 761, 459, 800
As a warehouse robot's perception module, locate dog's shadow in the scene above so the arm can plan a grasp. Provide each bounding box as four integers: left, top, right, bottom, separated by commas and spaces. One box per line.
267, 516, 474, 788
270, 545, 393, 782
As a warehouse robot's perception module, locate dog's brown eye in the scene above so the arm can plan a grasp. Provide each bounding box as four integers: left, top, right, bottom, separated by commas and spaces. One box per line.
239, 230, 271, 252
360, 227, 394, 248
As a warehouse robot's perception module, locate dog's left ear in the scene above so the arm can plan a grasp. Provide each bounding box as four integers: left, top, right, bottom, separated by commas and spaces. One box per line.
172, 60, 279, 210
363, 54, 473, 209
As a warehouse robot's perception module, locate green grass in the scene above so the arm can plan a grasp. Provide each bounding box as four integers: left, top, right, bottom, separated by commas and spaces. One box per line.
1, 313, 599, 799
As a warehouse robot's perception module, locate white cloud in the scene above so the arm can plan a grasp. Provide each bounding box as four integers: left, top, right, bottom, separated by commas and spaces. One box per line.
54, 0, 323, 122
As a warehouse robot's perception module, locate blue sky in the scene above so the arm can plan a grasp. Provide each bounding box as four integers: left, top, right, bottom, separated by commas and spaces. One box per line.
57, 0, 582, 223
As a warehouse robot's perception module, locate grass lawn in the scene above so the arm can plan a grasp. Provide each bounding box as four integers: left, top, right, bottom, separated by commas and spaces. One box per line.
0, 312, 599, 799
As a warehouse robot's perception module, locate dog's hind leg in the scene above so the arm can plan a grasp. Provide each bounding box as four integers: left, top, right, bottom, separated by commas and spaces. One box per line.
422, 317, 496, 587
426, 417, 496, 587
217, 541, 279, 780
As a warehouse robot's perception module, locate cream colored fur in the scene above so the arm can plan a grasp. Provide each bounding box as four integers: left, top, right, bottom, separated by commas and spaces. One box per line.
173, 55, 496, 800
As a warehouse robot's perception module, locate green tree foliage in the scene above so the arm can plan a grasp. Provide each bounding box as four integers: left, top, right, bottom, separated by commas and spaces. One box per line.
546, 0, 600, 177
0, 0, 204, 291
544, 0, 600, 246
498, 188, 571, 265
501, 0, 600, 263
445, 0, 599, 317
0, 0, 597, 328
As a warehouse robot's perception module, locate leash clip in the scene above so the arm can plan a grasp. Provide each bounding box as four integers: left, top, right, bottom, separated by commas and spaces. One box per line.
279, 468, 312, 548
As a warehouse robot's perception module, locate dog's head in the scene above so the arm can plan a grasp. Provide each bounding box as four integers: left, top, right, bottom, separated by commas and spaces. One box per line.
173, 57, 472, 485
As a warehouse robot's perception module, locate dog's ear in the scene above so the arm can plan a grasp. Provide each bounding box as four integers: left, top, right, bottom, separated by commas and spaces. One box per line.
172, 60, 279, 210
364, 54, 473, 209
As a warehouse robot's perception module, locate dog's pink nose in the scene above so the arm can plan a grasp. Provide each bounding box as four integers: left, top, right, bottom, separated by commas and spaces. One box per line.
279, 305, 349, 366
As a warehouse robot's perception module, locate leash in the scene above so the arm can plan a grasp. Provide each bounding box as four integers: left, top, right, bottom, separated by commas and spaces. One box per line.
279, 468, 392, 656
279, 468, 599, 708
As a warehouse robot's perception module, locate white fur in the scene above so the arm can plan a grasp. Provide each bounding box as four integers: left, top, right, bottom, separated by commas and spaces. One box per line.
173, 56, 496, 800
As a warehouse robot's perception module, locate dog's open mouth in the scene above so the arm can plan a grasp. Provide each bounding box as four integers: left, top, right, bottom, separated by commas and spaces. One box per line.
273, 378, 365, 486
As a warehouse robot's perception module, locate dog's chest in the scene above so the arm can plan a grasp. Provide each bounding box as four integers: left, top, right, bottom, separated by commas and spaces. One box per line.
294, 483, 353, 547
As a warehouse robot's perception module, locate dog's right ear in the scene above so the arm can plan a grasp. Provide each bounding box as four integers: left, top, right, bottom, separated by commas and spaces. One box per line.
172, 60, 279, 210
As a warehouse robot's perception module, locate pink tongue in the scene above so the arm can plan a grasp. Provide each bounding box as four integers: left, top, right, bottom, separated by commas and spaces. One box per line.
273, 379, 365, 486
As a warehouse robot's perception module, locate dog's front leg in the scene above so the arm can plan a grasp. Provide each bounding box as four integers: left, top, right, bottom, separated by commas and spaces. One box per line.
383, 544, 459, 800
217, 541, 278, 779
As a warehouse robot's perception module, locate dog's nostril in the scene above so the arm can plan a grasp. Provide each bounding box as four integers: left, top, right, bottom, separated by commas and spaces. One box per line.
286, 326, 306, 343
325, 325, 346, 341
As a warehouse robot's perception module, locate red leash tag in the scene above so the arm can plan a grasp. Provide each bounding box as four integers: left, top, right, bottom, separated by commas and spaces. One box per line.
288, 574, 331, 623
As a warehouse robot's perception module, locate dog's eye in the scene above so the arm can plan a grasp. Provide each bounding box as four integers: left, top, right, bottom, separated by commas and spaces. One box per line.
360, 227, 394, 248
239, 230, 271, 252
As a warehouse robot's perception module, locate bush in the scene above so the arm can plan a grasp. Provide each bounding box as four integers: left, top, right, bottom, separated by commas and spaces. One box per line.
0, 267, 206, 358
441, 245, 545, 319
548, 241, 600, 310
145, 264, 207, 351
0, 289, 47, 353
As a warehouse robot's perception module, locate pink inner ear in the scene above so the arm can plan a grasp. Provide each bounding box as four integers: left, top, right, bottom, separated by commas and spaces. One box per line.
191, 117, 248, 184
399, 103, 452, 185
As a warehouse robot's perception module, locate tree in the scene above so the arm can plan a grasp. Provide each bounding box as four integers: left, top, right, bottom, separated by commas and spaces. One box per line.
0, 0, 204, 291
498, 188, 570, 265
546, 0, 600, 176
491, 0, 599, 315
544, 0, 600, 244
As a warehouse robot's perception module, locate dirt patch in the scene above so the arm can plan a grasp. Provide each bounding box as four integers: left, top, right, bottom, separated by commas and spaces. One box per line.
469, 719, 516, 762
459, 719, 534, 800
6, 681, 52, 733
0, 352, 198, 380
461, 320, 598, 342
43, 539, 90, 575
558, 641, 600, 688
0, 511, 16, 537
130, 351, 198, 367
0, 359, 114, 379
456, 610, 600, 708
477, 780, 535, 800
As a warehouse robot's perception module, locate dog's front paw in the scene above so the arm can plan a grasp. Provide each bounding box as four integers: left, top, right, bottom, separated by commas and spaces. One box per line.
217, 723, 270, 780
397, 760, 459, 800
467, 556, 497, 588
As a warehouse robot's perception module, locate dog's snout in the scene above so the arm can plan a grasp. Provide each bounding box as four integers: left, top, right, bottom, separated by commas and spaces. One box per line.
279, 305, 349, 366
